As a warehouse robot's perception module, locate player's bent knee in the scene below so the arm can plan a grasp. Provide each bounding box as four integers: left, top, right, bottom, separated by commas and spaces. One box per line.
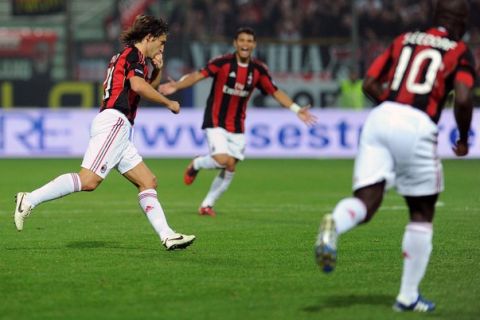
216, 158, 228, 167
139, 175, 157, 190
226, 161, 236, 172
218, 157, 237, 171
81, 180, 102, 192
149, 175, 158, 190
212, 154, 231, 167
78, 169, 103, 192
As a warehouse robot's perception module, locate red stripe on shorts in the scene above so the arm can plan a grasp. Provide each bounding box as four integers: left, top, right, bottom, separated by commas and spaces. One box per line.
90, 118, 124, 173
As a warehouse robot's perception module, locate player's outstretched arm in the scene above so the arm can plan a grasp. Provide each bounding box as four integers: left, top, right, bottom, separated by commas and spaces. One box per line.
296, 105, 317, 126
158, 71, 206, 95
130, 76, 180, 114
452, 81, 473, 156
272, 89, 317, 126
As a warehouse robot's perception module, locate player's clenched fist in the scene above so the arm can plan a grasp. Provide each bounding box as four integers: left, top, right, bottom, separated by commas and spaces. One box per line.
152, 53, 163, 70
167, 100, 180, 114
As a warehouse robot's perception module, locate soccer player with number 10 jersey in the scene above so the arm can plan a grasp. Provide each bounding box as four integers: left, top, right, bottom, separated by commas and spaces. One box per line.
315, 0, 476, 313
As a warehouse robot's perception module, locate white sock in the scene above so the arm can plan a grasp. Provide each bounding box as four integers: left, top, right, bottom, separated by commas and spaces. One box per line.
193, 155, 223, 170
201, 170, 234, 207
27, 173, 82, 207
397, 222, 433, 305
207, 169, 225, 196
138, 189, 175, 241
332, 197, 367, 234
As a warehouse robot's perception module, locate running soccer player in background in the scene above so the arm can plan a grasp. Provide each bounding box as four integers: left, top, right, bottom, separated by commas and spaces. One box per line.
14, 15, 195, 250
315, 0, 475, 312
159, 27, 317, 217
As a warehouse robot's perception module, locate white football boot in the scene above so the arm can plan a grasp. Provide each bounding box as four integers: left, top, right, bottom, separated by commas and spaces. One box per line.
14, 192, 33, 231
162, 233, 196, 250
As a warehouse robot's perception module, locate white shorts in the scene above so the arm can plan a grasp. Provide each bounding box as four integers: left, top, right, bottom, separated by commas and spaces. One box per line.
205, 127, 246, 161
81, 109, 142, 179
353, 101, 444, 196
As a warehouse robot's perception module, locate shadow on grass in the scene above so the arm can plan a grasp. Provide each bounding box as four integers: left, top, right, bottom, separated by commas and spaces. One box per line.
4, 241, 118, 250
303, 294, 392, 312
66, 241, 114, 249
64, 241, 167, 252
5, 241, 157, 252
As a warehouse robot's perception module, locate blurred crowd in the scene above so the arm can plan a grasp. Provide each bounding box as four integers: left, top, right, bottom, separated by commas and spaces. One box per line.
166, 0, 480, 42
4, 0, 479, 108
162, 0, 480, 109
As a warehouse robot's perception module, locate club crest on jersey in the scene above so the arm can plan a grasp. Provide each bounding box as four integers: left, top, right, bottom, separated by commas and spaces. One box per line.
247, 73, 253, 86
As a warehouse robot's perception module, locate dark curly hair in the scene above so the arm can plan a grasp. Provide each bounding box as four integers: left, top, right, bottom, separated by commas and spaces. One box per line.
120, 15, 169, 46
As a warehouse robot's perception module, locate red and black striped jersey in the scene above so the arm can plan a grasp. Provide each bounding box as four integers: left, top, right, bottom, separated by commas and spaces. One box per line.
366, 27, 476, 123
101, 46, 152, 124
200, 53, 278, 133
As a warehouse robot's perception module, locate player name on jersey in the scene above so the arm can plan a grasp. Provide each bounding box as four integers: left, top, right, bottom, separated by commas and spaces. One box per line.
403, 31, 457, 51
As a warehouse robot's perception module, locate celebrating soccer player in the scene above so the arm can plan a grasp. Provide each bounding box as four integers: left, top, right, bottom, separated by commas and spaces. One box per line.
14, 15, 195, 250
159, 27, 317, 217
314, 0, 475, 312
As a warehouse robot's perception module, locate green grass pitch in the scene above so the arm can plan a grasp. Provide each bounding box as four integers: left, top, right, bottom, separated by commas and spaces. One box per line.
1, 159, 479, 320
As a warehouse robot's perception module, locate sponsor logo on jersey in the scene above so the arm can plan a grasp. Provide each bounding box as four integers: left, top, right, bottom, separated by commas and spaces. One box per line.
223, 85, 249, 97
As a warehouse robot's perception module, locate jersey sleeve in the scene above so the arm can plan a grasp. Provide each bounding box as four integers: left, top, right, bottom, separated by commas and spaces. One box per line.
454, 47, 476, 88
255, 63, 278, 95
199, 56, 226, 77
366, 43, 394, 80
364, 38, 399, 103
125, 50, 146, 80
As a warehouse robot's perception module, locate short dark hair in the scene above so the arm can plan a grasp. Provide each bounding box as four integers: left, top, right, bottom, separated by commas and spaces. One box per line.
120, 15, 169, 46
433, 0, 469, 40
235, 27, 256, 40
